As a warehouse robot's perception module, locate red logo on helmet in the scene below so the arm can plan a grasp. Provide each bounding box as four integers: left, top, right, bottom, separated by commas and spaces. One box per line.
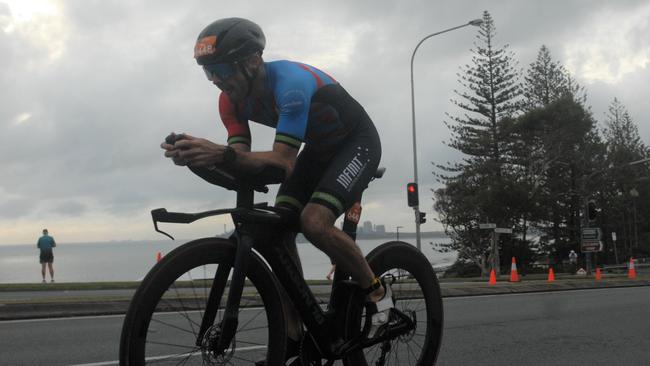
194, 35, 218, 58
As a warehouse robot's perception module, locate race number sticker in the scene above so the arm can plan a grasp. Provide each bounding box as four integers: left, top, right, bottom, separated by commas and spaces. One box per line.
345, 202, 362, 224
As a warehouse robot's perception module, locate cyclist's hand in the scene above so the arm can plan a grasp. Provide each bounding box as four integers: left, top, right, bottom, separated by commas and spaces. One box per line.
173, 135, 229, 167
161, 132, 190, 166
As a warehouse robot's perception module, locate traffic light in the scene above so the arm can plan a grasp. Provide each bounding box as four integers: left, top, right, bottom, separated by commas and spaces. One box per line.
587, 200, 598, 222
407, 183, 419, 207
419, 212, 427, 224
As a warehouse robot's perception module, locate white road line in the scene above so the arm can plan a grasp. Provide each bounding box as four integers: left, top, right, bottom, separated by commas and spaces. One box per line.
69, 345, 267, 366
0, 313, 126, 325
0, 306, 265, 325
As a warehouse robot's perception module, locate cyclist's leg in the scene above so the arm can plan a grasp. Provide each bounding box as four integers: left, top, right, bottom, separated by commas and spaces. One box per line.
301, 204, 377, 290
300, 114, 383, 298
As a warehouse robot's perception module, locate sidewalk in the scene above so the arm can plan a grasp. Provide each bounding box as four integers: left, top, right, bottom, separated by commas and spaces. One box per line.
1, 275, 649, 321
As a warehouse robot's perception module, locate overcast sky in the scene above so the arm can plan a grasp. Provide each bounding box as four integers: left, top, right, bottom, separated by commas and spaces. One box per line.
1, 0, 649, 245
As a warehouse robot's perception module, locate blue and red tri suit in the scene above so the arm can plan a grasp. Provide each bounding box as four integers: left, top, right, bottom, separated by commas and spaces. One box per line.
218, 60, 382, 217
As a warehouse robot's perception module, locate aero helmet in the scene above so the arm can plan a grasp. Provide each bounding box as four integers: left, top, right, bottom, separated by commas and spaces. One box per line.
194, 18, 265, 65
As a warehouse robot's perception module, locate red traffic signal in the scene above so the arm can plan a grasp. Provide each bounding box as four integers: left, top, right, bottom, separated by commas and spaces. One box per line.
407, 182, 419, 207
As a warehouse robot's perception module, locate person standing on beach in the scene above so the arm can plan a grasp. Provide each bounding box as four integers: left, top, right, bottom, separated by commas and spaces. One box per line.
37, 229, 56, 283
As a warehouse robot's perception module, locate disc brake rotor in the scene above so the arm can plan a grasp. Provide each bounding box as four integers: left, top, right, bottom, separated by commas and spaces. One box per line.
201, 324, 235, 365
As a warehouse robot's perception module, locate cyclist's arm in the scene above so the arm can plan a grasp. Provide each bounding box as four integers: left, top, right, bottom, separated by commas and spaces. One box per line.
228, 142, 298, 179
170, 135, 298, 180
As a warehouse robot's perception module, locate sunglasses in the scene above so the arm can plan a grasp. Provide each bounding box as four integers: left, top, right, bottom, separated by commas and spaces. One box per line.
203, 63, 237, 81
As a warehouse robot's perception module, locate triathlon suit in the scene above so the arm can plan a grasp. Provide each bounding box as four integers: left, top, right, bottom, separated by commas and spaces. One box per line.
219, 60, 381, 217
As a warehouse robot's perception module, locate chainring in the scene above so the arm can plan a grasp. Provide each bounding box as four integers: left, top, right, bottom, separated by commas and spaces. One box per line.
299, 332, 335, 366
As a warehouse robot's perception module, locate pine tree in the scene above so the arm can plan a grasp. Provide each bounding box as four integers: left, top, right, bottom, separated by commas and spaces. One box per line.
511, 45, 597, 261
523, 45, 568, 109
512, 96, 602, 262
446, 10, 522, 171
603, 98, 646, 163
523, 45, 587, 110
435, 10, 522, 273
600, 99, 650, 258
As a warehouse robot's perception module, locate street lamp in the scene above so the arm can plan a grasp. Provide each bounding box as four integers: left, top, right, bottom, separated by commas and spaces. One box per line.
410, 18, 483, 251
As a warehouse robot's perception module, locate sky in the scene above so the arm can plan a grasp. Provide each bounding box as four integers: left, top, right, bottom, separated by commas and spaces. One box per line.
1, 0, 649, 245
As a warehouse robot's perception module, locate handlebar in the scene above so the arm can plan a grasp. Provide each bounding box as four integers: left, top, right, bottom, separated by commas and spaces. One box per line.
188, 163, 285, 194
165, 133, 285, 193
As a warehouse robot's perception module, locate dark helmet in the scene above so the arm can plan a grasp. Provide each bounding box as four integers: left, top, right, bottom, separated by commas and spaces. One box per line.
194, 18, 265, 65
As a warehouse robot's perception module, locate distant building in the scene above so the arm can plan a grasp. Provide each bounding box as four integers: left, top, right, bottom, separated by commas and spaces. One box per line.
363, 221, 373, 233
375, 225, 385, 234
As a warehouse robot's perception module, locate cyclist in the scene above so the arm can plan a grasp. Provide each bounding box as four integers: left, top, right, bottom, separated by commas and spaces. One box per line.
161, 17, 395, 360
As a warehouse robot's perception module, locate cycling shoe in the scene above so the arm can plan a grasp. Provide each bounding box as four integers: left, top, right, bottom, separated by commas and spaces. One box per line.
365, 279, 395, 339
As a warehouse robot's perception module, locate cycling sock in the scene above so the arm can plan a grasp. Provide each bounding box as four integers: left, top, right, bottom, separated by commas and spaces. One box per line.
363, 276, 382, 295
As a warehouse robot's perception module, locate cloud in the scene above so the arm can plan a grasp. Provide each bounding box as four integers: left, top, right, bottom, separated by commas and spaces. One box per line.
1, 0, 69, 61
564, 3, 650, 84
1, 0, 650, 244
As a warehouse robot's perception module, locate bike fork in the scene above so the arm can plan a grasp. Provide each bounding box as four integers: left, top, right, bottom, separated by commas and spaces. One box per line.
212, 230, 253, 354
196, 262, 230, 347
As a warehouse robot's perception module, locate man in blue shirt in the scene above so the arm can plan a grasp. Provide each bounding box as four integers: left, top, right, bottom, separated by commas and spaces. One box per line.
37, 229, 56, 283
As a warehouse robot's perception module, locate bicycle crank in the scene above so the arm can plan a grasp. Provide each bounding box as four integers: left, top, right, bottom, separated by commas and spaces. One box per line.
299, 332, 336, 366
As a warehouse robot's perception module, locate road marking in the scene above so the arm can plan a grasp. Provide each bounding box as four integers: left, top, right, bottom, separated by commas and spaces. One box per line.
69, 345, 267, 366
0, 313, 126, 324
0, 306, 265, 324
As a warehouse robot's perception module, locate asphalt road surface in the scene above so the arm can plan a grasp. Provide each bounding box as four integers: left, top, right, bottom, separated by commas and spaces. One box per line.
2, 286, 649, 365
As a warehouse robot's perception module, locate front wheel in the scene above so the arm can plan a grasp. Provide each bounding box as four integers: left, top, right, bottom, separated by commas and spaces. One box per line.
119, 237, 287, 365
345, 241, 444, 365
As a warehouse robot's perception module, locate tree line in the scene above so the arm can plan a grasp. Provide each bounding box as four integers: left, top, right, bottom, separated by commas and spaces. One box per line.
433, 10, 650, 275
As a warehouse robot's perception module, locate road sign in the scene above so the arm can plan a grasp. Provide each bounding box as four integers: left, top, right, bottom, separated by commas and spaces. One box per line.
581, 228, 601, 241
581, 240, 603, 253
495, 228, 513, 234
479, 223, 496, 229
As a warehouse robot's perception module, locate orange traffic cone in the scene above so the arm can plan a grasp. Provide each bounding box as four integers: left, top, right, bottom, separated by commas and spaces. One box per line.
628, 257, 637, 279
595, 267, 602, 281
156, 252, 162, 262
547, 267, 555, 282
489, 269, 497, 285
509, 257, 520, 282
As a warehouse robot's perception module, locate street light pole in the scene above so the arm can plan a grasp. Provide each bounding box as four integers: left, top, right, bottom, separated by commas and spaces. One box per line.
410, 18, 483, 251
396, 226, 403, 241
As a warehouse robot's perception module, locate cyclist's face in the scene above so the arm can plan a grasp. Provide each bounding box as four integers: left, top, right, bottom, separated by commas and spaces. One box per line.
203, 63, 241, 96
203, 56, 262, 102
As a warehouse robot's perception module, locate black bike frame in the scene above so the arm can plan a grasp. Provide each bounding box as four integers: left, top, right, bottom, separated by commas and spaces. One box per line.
223, 194, 364, 358
152, 167, 384, 359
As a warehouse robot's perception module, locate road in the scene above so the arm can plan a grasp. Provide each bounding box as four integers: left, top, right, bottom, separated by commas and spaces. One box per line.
1, 286, 649, 365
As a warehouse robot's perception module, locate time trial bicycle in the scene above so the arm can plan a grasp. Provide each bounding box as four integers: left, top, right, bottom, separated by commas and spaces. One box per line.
119, 161, 443, 365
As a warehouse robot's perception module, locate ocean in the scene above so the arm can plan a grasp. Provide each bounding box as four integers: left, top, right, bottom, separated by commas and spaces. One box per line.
0, 237, 456, 284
